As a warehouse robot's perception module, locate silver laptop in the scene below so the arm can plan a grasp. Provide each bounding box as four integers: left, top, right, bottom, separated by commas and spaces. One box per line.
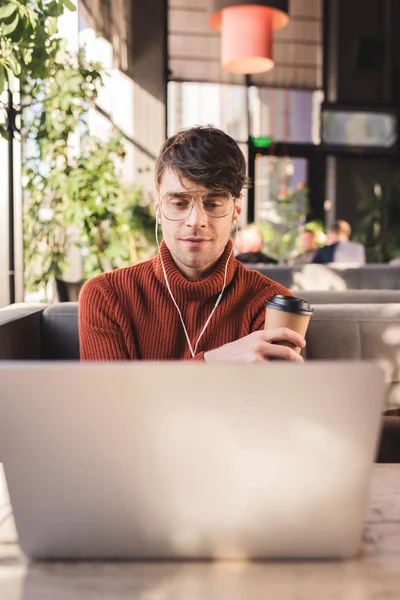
0, 361, 385, 560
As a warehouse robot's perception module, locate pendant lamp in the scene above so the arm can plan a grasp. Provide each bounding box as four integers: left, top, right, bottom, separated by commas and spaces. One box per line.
209, 0, 289, 74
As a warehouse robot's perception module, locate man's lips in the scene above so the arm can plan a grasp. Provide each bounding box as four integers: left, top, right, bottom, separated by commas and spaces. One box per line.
180, 238, 210, 243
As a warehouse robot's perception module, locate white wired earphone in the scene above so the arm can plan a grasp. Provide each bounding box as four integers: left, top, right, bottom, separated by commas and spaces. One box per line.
155, 208, 238, 358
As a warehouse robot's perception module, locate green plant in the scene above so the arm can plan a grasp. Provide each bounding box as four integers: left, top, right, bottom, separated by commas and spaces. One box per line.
355, 171, 400, 263
80, 184, 157, 281
111, 188, 158, 268
22, 49, 102, 293
1, 1, 157, 300
257, 185, 309, 261
22, 47, 157, 298
0, 0, 75, 96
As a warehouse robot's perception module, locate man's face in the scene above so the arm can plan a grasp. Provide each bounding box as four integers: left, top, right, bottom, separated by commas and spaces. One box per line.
301, 231, 316, 252
156, 169, 241, 281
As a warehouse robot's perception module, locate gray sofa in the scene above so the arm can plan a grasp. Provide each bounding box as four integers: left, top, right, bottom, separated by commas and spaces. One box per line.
248, 263, 400, 290
300, 290, 400, 304
0, 302, 399, 462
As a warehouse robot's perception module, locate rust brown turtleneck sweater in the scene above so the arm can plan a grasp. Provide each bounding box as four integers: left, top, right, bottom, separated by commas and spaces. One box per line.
79, 240, 290, 361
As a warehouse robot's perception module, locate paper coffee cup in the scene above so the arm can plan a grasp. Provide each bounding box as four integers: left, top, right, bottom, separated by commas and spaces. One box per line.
265, 295, 314, 354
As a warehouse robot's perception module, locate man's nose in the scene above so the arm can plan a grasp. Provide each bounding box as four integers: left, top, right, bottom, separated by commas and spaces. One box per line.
185, 199, 207, 227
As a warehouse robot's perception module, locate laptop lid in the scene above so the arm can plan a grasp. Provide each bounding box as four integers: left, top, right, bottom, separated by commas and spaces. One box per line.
0, 361, 385, 560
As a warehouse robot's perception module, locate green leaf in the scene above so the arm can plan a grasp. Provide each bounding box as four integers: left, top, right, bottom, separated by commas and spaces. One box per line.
45, 0, 64, 17
0, 65, 5, 95
34, 23, 46, 46
61, 0, 76, 11
0, 3, 17, 19
7, 16, 25, 44
1, 11, 19, 34
0, 124, 9, 140
47, 16, 58, 36
6, 53, 22, 75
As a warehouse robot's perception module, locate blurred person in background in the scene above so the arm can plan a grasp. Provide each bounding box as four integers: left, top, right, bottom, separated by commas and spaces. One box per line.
235, 225, 278, 265
312, 220, 366, 265
291, 228, 318, 265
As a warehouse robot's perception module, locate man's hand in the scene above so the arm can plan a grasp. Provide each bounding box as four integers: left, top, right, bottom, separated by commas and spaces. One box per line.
204, 328, 306, 364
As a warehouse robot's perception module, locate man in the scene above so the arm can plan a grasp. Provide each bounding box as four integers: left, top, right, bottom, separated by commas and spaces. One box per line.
291, 228, 317, 265
235, 225, 278, 264
79, 126, 305, 362
312, 220, 366, 265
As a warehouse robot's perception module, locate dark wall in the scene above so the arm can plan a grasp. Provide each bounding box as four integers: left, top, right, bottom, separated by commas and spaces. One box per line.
80, 0, 167, 107
129, 0, 167, 105
391, 0, 400, 107
336, 0, 392, 105
323, 0, 400, 235
325, 0, 394, 105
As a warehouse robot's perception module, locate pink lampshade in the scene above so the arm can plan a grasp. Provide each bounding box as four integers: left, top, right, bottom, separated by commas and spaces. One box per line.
222, 5, 273, 74
209, 0, 289, 74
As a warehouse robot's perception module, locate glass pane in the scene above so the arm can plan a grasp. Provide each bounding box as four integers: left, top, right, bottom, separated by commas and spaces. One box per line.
168, 82, 248, 141
254, 156, 308, 261
255, 156, 307, 222
249, 87, 323, 144
321, 110, 397, 147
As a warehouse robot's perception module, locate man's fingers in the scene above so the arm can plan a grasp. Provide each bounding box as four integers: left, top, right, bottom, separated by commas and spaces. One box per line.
263, 327, 306, 348
260, 341, 304, 362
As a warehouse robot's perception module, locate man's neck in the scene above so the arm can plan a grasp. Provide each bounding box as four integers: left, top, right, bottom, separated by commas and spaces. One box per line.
174, 258, 221, 281
166, 246, 228, 281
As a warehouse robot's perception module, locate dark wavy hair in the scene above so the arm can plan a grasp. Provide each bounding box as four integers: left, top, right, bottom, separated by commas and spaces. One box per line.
155, 126, 251, 197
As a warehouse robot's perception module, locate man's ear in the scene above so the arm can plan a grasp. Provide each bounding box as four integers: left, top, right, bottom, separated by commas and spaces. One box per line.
155, 201, 160, 224
234, 194, 243, 222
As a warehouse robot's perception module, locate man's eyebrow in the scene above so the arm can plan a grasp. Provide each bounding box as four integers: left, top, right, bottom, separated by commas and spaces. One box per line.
164, 191, 191, 197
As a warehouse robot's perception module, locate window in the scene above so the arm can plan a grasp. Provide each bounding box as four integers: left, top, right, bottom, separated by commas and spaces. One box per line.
321, 110, 397, 148
168, 82, 248, 141
249, 87, 323, 144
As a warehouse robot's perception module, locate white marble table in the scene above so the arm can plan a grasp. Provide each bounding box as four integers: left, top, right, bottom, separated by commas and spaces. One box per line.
0, 465, 399, 600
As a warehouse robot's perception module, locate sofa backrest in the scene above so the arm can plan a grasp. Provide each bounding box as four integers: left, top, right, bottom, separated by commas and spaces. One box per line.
40, 302, 400, 409
42, 301, 400, 366
307, 304, 400, 409
299, 290, 400, 304
42, 303, 79, 360
247, 263, 400, 290
0, 304, 44, 360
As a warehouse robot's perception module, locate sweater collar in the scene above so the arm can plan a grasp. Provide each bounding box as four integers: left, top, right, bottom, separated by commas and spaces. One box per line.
154, 240, 237, 301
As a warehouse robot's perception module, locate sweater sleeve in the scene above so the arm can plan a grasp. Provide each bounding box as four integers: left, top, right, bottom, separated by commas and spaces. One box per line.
79, 275, 130, 361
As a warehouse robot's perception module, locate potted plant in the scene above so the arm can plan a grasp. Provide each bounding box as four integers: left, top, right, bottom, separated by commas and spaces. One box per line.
0, 0, 77, 302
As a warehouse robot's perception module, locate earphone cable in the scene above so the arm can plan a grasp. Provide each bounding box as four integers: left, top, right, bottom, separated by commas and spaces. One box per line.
155, 217, 237, 358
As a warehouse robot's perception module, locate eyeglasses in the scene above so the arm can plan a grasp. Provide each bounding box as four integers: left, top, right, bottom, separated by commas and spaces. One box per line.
160, 190, 234, 222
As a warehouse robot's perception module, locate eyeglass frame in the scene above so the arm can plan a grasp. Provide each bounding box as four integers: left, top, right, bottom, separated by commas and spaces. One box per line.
158, 190, 236, 222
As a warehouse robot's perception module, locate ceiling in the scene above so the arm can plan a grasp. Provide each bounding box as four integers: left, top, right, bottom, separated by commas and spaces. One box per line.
168, 0, 323, 89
